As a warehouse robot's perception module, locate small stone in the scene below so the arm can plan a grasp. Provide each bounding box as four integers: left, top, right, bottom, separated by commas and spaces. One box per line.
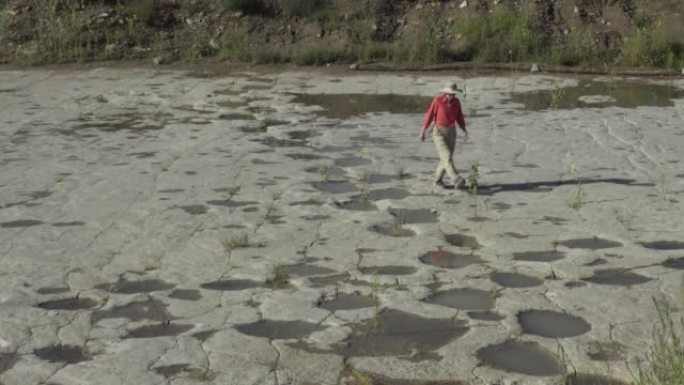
153, 56, 163, 65
349, 63, 359, 70
530, 63, 540, 73
460, 0, 468, 8
681, 68, 684, 75
97, 12, 109, 18
209, 38, 219, 50
574, 6, 579, 14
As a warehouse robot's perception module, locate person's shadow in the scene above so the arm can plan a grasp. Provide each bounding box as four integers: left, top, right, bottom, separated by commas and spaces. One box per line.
469, 178, 654, 196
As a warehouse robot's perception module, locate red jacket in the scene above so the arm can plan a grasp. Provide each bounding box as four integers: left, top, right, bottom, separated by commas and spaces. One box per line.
421, 95, 466, 132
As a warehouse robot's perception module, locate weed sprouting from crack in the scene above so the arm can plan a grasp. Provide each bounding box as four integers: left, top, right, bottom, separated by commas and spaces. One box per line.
566, 165, 584, 210
223, 233, 251, 253
468, 163, 480, 216
268, 261, 290, 289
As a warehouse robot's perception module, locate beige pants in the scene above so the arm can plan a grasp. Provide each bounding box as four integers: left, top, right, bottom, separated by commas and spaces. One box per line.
432, 127, 459, 183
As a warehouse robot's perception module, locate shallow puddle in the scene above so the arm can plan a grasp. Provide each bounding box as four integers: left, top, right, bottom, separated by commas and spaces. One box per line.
0, 353, 17, 374
236, 320, 325, 340
424, 288, 494, 311
507, 80, 684, 110
364, 188, 411, 201
289, 93, 433, 120
95, 278, 176, 294
557, 238, 622, 250
93, 298, 173, 323
308, 273, 351, 287
583, 269, 651, 286
200, 279, 264, 291
490, 272, 543, 288
311, 181, 358, 194
419, 250, 482, 269
639, 240, 684, 250
359, 265, 417, 276
283, 264, 337, 277
468, 311, 505, 321
169, 289, 202, 301
34, 345, 90, 364
38, 296, 100, 310
154, 363, 190, 378
477, 340, 560, 376
338, 308, 468, 357
388, 208, 438, 224
180, 205, 208, 215
0, 219, 43, 228
207, 198, 260, 207
518, 310, 591, 338
124, 322, 194, 339
369, 222, 416, 237
663, 257, 684, 269
565, 373, 628, 385
513, 250, 565, 262
319, 293, 376, 311
444, 234, 481, 249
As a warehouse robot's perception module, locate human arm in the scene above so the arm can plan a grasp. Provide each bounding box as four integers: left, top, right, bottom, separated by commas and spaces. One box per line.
455, 99, 468, 140
420, 97, 438, 141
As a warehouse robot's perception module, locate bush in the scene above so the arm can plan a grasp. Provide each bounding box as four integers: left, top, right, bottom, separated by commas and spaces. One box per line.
621, 24, 683, 68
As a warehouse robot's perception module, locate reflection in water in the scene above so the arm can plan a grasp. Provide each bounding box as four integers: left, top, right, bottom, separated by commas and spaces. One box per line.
508, 80, 684, 110
289, 93, 434, 119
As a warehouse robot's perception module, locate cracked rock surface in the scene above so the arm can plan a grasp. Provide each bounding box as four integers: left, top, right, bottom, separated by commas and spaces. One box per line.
1, 67, 683, 384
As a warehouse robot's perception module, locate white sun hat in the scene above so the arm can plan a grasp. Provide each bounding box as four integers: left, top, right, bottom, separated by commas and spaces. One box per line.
441, 82, 463, 94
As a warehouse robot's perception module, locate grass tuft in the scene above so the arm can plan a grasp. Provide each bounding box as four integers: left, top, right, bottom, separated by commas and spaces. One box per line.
268, 263, 290, 289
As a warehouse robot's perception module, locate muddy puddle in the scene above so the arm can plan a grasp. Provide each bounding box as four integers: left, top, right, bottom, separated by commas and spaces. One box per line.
557, 238, 623, 250
491, 272, 543, 288
200, 279, 264, 291
311, 180, 358, 194
236, 320, 325, 340
640, 240, 684, 250
663, 257, 684, 269
477, 340, 560, 376
168, 289, 202, 300
388, 208, 438, 224
583, 269, 651, 286
34, 345, 90, 364
508, 80, 684, 110
38, 296, 101, 310
513, 250, 565, 262
0, 353, 17, 374
518, 310, 591, 338
587, 341, 627, 361
308, 273, 351, 287
318, 293, 376, 311
444, 234, 481, 249
289, 93, 433, 120
424, 288, 494, 311
335, 197, 378, 211
338, 308, 469, 358
419, 250, 482, 269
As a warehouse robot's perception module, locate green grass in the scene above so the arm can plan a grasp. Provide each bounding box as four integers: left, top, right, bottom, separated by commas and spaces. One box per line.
632, 299, 684, 385
268, 263, 290, 289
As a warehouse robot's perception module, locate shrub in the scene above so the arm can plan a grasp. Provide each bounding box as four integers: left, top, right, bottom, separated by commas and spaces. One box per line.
621, 23, 682, 68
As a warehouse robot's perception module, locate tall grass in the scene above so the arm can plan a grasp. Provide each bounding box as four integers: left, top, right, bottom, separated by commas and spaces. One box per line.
621, 23, 683, 68
632, 298, 684, 385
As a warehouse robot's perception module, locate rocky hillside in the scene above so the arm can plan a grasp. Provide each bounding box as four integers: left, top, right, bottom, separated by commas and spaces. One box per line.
0, 0, 682, 70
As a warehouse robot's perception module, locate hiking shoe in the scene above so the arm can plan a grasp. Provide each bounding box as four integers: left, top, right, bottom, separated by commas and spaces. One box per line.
453, 177, 466, 189
434, 180, 445, 187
